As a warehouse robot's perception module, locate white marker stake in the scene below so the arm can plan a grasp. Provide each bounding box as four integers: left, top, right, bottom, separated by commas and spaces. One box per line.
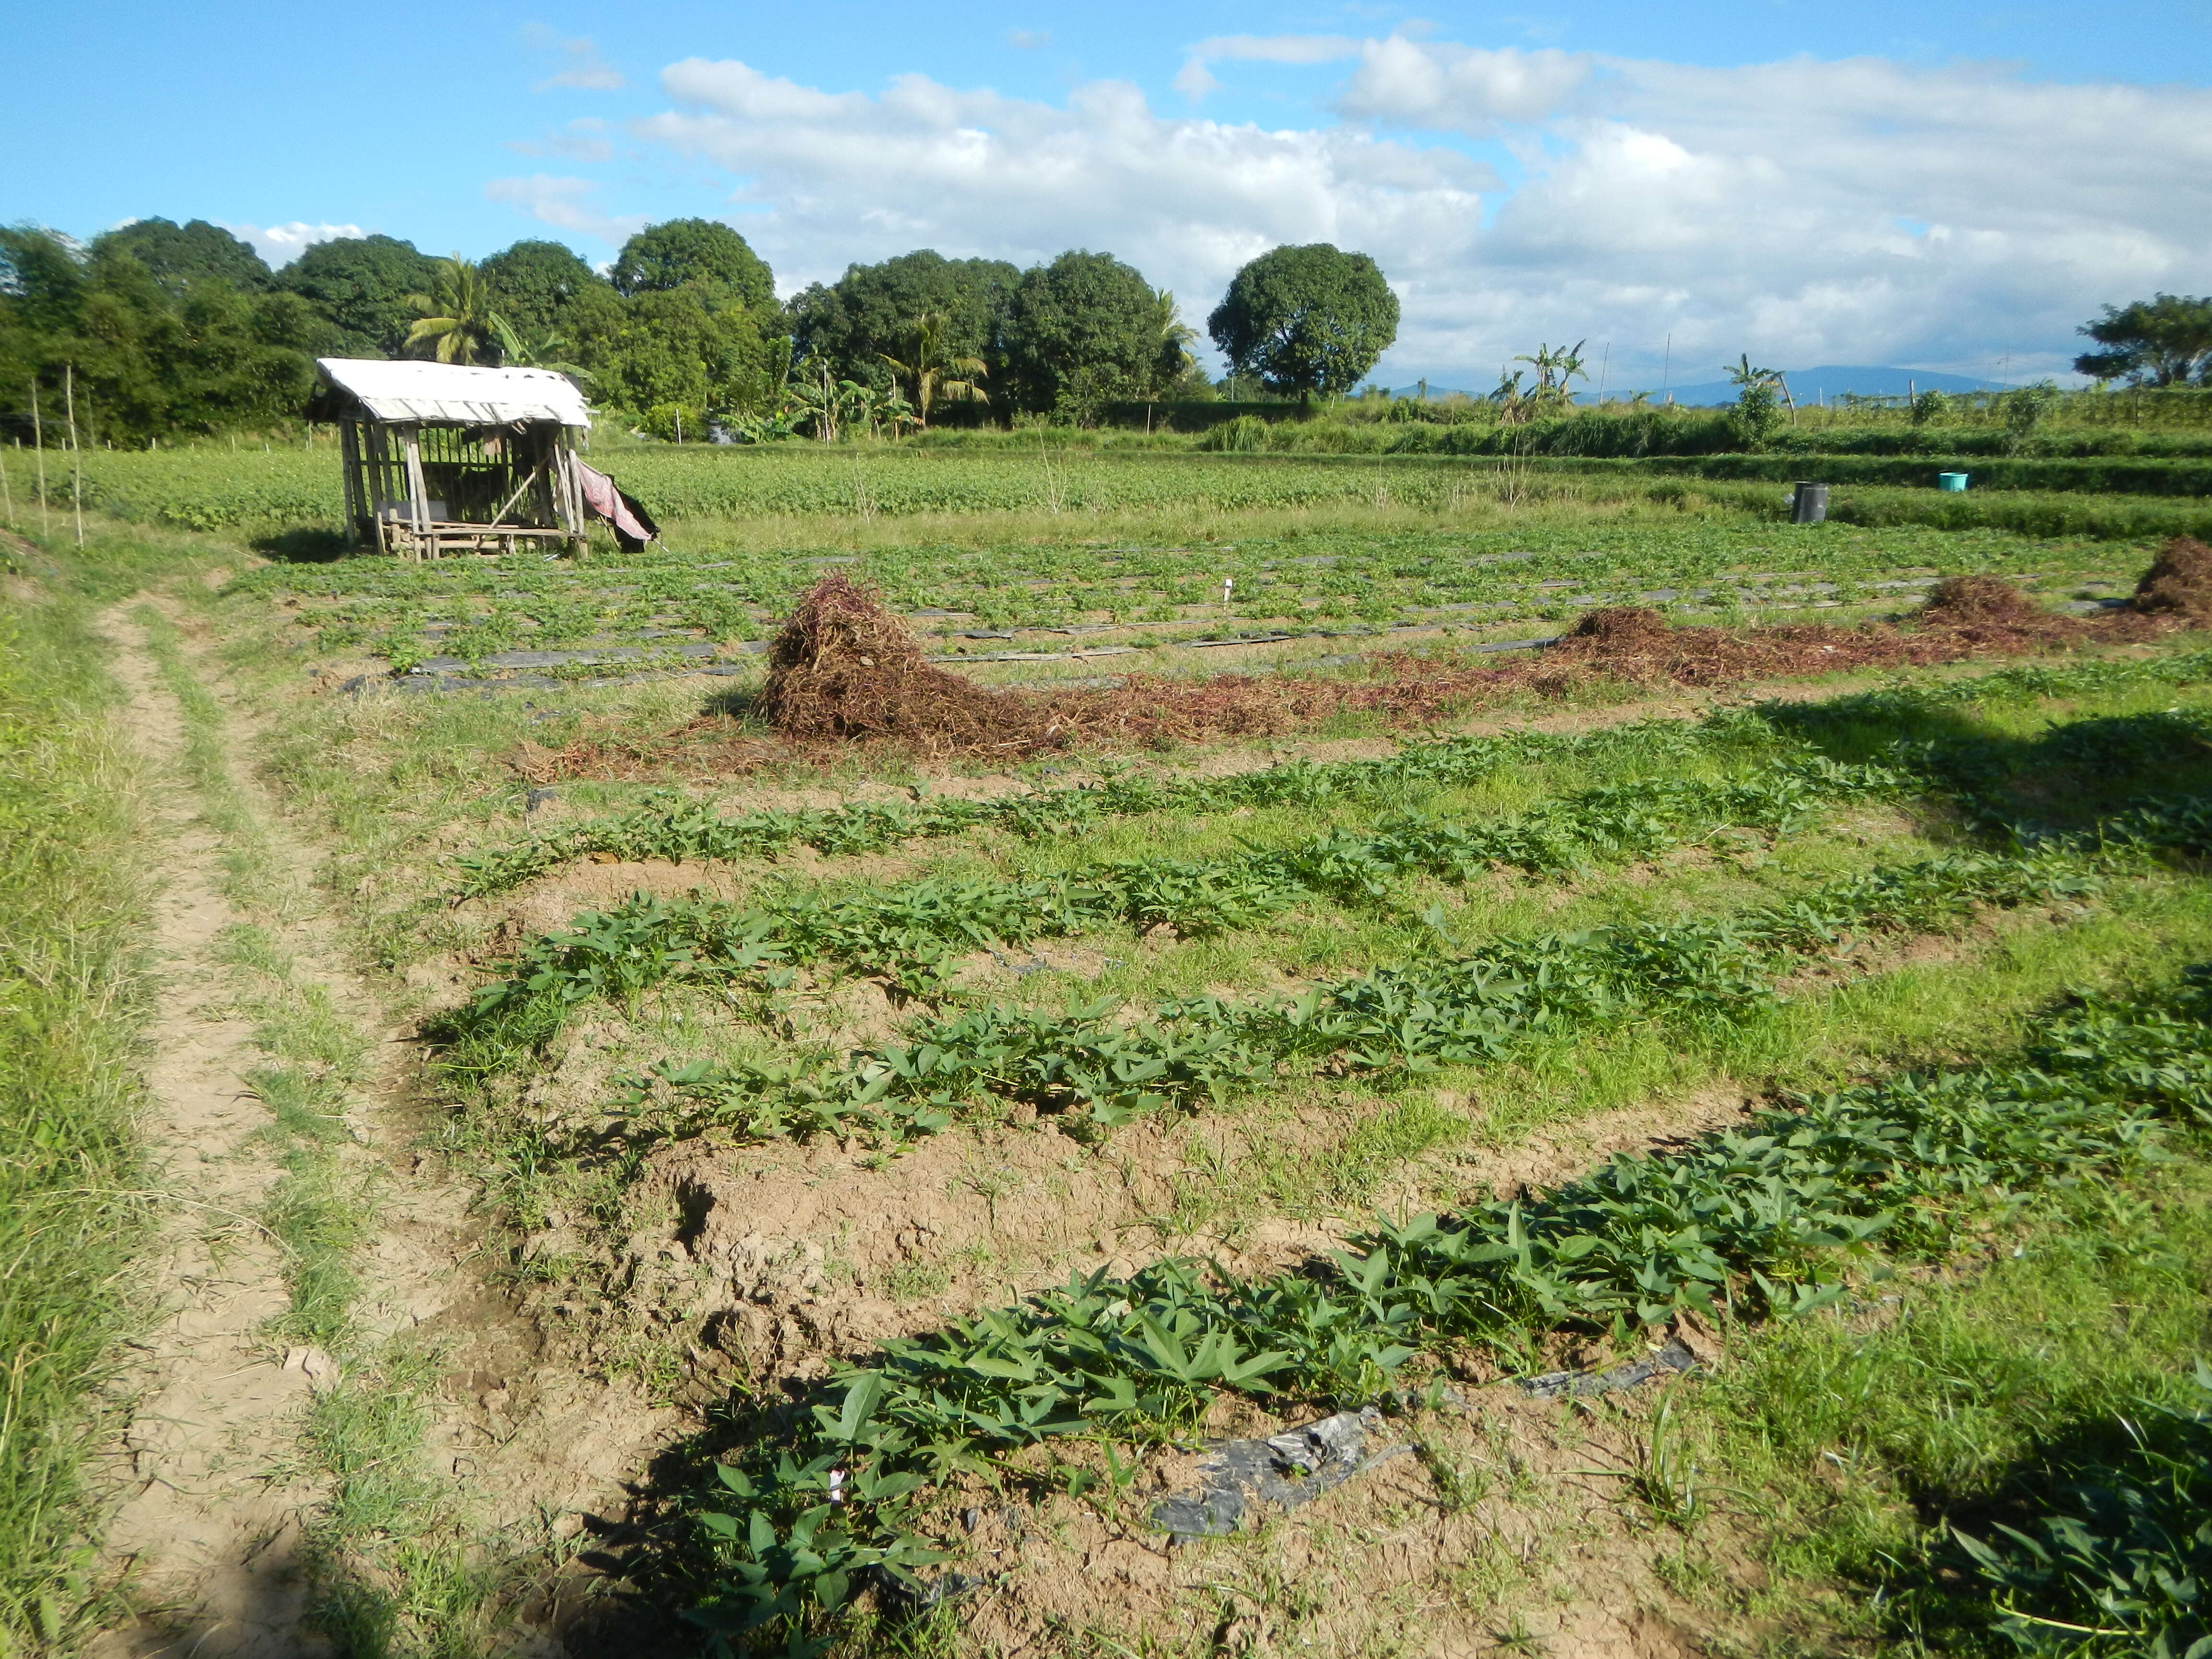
1222, 577, 1234, 608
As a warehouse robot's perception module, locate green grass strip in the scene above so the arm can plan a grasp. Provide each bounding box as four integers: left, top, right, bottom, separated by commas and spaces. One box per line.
0, 598, 146, 1650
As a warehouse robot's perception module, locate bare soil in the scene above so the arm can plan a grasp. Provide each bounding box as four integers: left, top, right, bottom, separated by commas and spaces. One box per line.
85, 602, 671, 1656
88, 607, 328, 1659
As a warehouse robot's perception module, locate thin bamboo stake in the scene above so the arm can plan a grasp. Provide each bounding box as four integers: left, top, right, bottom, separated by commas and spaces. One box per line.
31, 383, 49, 535
65, 363, 84, 547
485, 461, 544, 527
1, 438, 13, 529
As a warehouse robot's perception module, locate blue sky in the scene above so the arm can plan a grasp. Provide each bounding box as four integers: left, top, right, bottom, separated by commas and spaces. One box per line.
11, 2, 2210, 386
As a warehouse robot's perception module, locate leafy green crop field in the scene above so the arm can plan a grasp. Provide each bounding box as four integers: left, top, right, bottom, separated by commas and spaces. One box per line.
19, 441, 2212, 537
358, 628, 2212, 1653
30, 439, 2212, 1656
229, 518, 2158, 678
15, 443, 2202, 683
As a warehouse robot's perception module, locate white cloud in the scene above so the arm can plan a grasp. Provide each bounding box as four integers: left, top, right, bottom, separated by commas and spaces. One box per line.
524, 25, 625, 92
223, 221, 365, 266
507, 117, 616, 162
638, 58, 1487, 314
1339, 45, 2212, 379
1174, 33, 1359, 101
1337, 38, 1592, 130
1007, 29, 1051, 50
610, 42, 2212, 383
483, 175, 649, 244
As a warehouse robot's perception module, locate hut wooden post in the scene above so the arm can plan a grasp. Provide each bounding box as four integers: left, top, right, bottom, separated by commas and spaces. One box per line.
400, 425, 430, 560
556, 433, 589, 561
338, 420, 366, 547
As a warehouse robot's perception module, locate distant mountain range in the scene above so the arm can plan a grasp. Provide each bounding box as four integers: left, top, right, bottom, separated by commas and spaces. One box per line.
1381, 365, 2016, 409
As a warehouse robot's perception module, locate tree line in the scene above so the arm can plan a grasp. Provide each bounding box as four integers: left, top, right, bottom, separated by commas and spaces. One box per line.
0, 216, 1400, 446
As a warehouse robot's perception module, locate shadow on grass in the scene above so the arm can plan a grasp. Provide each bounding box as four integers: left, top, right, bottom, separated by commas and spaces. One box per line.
248, 526, 354, 564
1701, 1157, 2212, 1659
1880, 1380, 2211, 1657
1757, 687, 2212, 839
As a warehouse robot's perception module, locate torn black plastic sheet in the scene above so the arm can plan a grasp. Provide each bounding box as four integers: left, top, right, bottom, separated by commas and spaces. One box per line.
1150, 1341, 1700, 1540
1516, 1336, 1699, 1401
1153, 1407, 1413, 1541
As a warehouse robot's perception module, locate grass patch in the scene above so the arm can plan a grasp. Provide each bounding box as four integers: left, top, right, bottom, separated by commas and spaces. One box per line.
0, 575, 150, 1648
1681, 1154, 2212, 1657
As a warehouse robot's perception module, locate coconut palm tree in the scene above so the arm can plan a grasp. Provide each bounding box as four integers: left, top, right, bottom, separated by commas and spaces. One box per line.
489, 315, 592, 383
405, 255, 505, 365
1152, 288, 1200, 393
879, 311, 987, 426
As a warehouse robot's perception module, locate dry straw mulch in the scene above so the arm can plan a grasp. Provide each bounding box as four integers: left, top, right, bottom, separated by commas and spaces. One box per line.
2133, 535, 2212, 622
510, 539, 2211, 782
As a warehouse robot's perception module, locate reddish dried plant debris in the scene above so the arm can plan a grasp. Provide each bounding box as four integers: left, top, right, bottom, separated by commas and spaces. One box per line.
513, 543, 2206, 781
2133, 536, 2212, 622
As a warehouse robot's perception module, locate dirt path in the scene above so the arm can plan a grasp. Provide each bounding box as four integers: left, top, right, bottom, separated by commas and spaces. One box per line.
89, 605, 326, 1658
86, 596, 675, 1659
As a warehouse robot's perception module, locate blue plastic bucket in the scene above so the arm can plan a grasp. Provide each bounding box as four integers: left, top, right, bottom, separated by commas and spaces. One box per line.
1938, 472, 1969, 492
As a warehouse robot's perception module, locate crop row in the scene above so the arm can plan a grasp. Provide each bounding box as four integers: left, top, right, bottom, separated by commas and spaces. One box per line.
445, 754, 1913, 1072
271, 539, 2096, 658
452, 648, 2212, 898
452, 714, 1743, 895
598, 837, 2166, 1152
678, 955, 2212, 1646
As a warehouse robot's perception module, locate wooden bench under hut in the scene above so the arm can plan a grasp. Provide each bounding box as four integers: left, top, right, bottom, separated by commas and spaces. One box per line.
308, 358, 602, 559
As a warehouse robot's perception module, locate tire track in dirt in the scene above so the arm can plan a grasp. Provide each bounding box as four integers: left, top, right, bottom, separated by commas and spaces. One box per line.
162, 599, 683, 1592
88, 603, 325, 1659
90, 595, 677, 1656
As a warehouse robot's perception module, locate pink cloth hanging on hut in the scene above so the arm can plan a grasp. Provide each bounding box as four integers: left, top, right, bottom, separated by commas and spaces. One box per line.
565, 454, 659, 551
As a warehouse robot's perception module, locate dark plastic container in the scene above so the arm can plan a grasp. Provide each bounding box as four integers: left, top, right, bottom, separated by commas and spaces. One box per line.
1791, 481, 1830, 524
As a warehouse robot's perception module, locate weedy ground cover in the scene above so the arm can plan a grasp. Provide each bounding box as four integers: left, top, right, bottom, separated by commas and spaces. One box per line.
0, 569, 149, 1652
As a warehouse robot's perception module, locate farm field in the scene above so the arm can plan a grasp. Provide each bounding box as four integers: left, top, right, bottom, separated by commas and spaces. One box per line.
8, 455, 2212, 1659
17, 445, 2199, 693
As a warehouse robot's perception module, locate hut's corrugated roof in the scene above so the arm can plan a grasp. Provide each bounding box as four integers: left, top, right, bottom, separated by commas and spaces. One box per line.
314, 358, 592, 427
